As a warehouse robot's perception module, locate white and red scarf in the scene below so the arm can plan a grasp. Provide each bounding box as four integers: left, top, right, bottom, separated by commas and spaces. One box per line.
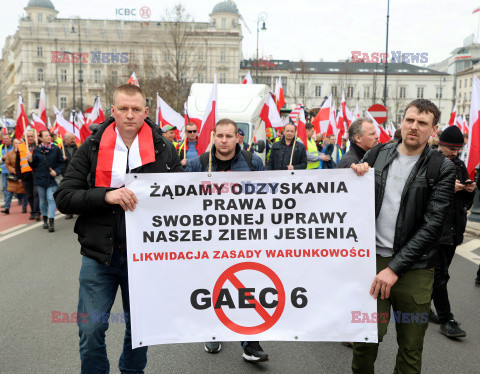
95, 121, 155, 187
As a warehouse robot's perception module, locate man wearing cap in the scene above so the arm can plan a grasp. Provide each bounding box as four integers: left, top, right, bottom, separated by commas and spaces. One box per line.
237, 128, 251, 151
162, 125, 177, 144
429, 125, 475, 338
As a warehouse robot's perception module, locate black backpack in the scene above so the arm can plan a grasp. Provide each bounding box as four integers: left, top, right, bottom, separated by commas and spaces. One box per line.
364, 143, 445, 188
199, 150, 255, 172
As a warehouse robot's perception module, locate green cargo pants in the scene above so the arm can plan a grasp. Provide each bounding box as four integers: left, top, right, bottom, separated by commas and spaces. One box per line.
352, 255, 434, 374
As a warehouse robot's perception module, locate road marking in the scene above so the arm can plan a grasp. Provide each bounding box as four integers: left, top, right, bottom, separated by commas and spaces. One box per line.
0, 213, 65, 243
455, 239, 480, 265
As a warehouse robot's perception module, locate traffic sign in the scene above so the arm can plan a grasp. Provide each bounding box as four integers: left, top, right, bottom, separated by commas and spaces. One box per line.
212, 262, 286, 335
368, 104, 388, 124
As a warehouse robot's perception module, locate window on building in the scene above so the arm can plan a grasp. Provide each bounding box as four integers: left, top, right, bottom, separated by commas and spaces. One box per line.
164, 51, 169, 62
299, 84, 305, 97
399, 86, 406, 98
37, 13, 43, 22
37, 46, 43, 57
331, 86, 337, 97
364, 86, 370, 98
220, 50, 226, 62
37, 68, 44, 81
464, 93, 467, 101
417, 87, 424, 98
112, 71, 118, 84
198, 50, 203, 61
60, 96, 67, 109
219, 73, 226, 83
34, 93, 40, 109
347, 86, 354, 98
94, 70, 101, 83
465, 78, 467, 87
435, 87, 442, 99
60, 69, 67, 82
315, 86, 322, 97
197, 73, 204, 83
221, 18, 226, 29
459, 80, 462, 89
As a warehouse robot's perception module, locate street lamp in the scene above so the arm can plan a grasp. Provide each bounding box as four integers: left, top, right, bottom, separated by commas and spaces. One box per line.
64, 51, 76, 133
72, 20, 83, 112
256, 12, 267, 82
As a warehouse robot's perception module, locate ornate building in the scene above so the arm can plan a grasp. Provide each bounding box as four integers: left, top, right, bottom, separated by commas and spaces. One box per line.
0, 0, 243, 117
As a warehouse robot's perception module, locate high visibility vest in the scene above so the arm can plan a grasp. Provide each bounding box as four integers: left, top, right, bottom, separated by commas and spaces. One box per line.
18, 143, 32, 173
306, 138, 320, 169
53, 138, 63, 149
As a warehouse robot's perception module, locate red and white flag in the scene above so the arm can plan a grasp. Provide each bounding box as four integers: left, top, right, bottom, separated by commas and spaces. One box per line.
85, 97, 105, 126
183, 102, 202, 129
341, 91, 355, 128
128, 71, 139, 87
242, 71, 253, 84
259, 94, 284, 130
462, 115, 469, 134
275, 77, 285, 112
76, 111, 91, 143
289, 104, 303, 123
156, 93, 184, 131
467, 76, 480, 179
336, 109, 347, 146
32, 113, 48, 133
353, 103, 360, 118
455, 116, 463, 130
39, 87, 47, 124
388, 121, 396, 137
95, 122, 155, 187
197, 75, 218, 154
15, 94, 29, 140
448, 105, 457, 126
312, 95, 331, 134
296, 107, 308, 150
54, 106, 80, 141
366, 111, 391, 144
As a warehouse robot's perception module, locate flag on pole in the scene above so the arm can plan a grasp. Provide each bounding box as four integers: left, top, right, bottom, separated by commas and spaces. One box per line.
366, 111, 391, 143
85, 97, 105, 126
289, 104, 302, 123
448, 105, 457, 126
77, 111, 92, 142
39, 87, 47, 124
128, 71, 139, 86
259, 94, 284, 130
296, 107, 308, 150
15, 94, 29, 140
183, 102, 202, 129
242, 71, 253, 84
54, 106, 80, 141
197, 75, 218, 154
353, 103, 360, 118
32, 113, 48, 133
467, 75, 480, 179
156, 94, 184, 130
388, 121, 396, 137
275, 77, 285, 112
312, 95, 331, 134
462, 115, 469, 134
341, 91, 355, 127
336, 109, 347, 146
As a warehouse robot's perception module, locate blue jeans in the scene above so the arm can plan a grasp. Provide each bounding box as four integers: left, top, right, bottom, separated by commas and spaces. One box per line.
1, 173, 13, 209
78, 248, 148, 374
36, 185, 57, 218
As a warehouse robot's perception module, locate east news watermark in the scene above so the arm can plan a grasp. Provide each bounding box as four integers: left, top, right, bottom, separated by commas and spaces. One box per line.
351, 51, 428, 64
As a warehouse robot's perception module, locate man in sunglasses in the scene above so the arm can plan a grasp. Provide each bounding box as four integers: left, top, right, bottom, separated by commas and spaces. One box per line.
178, 122, 199, 167
430, 125, 475, 339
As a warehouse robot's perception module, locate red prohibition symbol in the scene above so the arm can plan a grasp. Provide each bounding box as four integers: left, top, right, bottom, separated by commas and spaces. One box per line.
212, 262, 286, 335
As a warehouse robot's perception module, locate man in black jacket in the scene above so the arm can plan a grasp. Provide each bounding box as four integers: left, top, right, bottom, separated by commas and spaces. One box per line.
351, 99, 455, 374
430, 126, 475, 338
336, 117, 378, 168
55, 84, 182, 374
266, 123, 307, 170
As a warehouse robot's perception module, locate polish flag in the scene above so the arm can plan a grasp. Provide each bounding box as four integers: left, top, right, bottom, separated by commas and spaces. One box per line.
467, 76, 480, 179
312, 95, 331, 134
76, 111, 91, 143
341, 92, 355, 128
242, 71, 253, 84
388, 121, 396, 137
184, 102, 202, 129
325, 102, 336, 137
197, 75, 218, 154
336, 109, 347, 146
455, 116, 463, 130
32, 113, 48, 133
95, 122, 155, 188
448, 105, 457, 126
353, 103, 360, 118
54, 106, 80, 141
85, 97, 105, 126
260, 94, 284, 130
275, 77, 285, 112
128, 71, 139, 86
15, 94, 29, 140
366, 111, 391, 143
296, 107, 308, 150
462, 115, 469, 134
39, 87, 47, 124
156, 93, 184, 131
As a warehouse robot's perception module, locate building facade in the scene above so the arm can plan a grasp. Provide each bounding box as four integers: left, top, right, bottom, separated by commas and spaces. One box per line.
0, 0, 243, 117
240, 60, 453, 125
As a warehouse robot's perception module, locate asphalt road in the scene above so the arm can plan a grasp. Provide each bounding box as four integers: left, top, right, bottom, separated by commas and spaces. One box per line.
0, 216, 479, 374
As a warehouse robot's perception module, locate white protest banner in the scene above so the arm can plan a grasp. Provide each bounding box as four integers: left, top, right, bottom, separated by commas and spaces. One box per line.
125, 169, 377, 348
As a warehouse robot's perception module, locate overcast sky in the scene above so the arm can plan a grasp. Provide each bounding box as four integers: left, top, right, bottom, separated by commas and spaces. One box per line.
0, 0, 479, 65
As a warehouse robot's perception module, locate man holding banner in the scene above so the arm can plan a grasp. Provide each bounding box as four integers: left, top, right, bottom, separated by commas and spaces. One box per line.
55, 84, 182, 373
351, 99, 455, 373
185, 118, 269, 363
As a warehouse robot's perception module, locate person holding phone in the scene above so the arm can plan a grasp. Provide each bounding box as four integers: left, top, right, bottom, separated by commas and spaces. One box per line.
429, 125, 475, 338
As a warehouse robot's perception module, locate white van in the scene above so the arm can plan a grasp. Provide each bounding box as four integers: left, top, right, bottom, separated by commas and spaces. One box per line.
187, 83, 270, 162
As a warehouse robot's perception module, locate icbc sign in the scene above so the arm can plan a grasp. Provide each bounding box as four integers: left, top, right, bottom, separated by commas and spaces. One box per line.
190, 262, 308, 335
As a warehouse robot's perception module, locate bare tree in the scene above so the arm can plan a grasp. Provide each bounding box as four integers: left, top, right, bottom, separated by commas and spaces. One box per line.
291, 60, 313, 106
